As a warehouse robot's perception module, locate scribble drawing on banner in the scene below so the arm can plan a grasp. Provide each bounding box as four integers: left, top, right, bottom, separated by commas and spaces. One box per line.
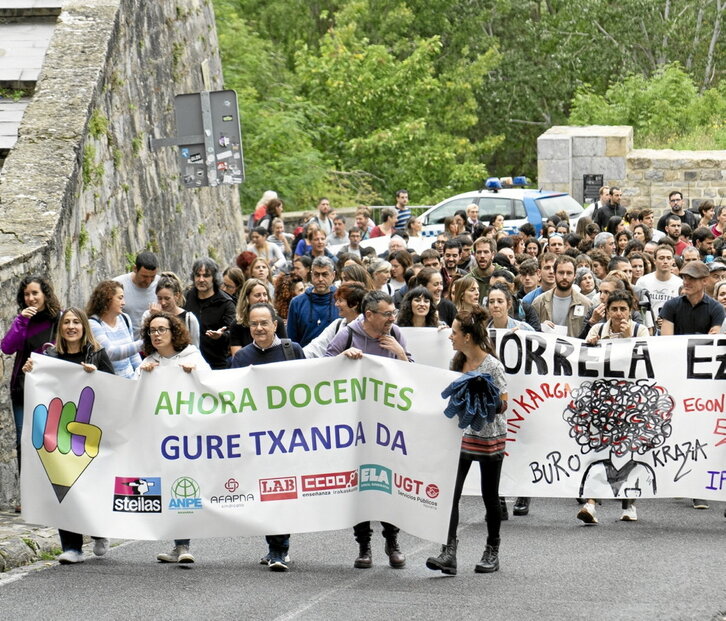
30, 386, 102, 502
562, 379, 675, 498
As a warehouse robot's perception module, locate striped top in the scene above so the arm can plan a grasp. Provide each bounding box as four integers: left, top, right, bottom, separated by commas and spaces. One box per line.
90, 313, 142, 379
455, 354, 508, 459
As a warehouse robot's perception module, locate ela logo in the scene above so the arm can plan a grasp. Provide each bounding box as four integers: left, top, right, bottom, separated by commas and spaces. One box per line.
359, 464, 392, 493
169, 476, 203, 511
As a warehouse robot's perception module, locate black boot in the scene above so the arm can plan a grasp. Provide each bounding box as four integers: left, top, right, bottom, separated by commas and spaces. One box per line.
513, 497, 530, 516
384, 535, 406, 568
475, 540, 500, 573
426, 537, 457, 575
354, 542, 372, 569
499, 497, 509, 521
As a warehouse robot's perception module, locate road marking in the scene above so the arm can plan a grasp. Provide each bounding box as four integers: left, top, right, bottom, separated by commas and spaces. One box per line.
272, 525, 474, 621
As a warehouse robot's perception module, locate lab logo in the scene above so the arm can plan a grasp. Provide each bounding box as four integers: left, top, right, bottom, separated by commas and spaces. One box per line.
113, 477, 162, 513
259, 476, 297, 501
359, 464, 392, 494
169, 476, 203, 511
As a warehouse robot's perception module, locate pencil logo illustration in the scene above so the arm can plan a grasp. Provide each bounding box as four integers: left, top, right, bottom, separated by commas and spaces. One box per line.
31, 387, 102, 502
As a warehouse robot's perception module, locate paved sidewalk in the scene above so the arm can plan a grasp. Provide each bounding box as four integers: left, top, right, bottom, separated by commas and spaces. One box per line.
0, 509, 61, 571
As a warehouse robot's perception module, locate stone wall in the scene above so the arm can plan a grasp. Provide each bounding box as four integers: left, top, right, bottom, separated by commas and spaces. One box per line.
537, 125, 726, 212
0, 0, 244, 507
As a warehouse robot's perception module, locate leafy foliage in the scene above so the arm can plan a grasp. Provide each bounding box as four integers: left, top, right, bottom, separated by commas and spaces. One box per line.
213, 0, 724, 210
570, 64, 726, 149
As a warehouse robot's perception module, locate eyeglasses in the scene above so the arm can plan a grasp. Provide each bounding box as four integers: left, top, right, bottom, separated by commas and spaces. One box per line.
371, 310, 397, 319
250, 321, 272, 328
148, 327, 169, 335
670, 198, 682, 202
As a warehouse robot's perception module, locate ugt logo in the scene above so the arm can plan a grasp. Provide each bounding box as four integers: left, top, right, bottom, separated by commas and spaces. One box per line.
31, 387, 102, 502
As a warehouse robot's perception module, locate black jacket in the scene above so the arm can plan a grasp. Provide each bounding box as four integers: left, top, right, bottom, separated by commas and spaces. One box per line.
184, 288, 236, 369
45, 343, 115, 374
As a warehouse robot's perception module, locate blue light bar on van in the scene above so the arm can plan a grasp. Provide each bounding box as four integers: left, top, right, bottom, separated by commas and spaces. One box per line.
513, 176, 528, 186
485, 177, 502, 190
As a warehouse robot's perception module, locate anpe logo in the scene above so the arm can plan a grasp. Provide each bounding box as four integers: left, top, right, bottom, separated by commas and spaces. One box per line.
359, 464, 392, 494
169, 476, 203, 511
259, 476, 297, 501
426, 484, 440, 499
113, 476, 162, 513
301, 470, 358, 492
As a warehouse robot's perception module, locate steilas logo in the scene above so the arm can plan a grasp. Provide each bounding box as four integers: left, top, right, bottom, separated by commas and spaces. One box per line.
259, 476, 297, 501
113, 477, 162, 513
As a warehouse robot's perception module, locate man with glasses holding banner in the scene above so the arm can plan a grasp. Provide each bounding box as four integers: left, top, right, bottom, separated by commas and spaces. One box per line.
325, 290, 413, 569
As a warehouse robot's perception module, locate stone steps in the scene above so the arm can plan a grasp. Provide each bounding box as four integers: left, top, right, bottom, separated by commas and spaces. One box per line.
0, 1, 63, 19
0, 2, 62, 171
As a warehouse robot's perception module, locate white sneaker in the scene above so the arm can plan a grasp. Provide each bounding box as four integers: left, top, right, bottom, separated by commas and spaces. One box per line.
620, 505, 638, 521
92, 537, 109, 556
577, 502, 598, 524
58, 550, 85, 564
177, 545, 195, 564
157, 544, 195, 563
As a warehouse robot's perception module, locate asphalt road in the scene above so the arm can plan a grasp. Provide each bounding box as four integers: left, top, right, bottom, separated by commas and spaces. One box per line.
1, 497, 724, 621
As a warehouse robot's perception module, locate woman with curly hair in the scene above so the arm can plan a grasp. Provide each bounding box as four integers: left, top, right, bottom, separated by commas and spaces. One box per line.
273, 272, 303, 321
2, 275, 61, 465
86, 280, 142, 378
137, 311, 211, 565
230, 278, 286, 355
396, 286, 439, 327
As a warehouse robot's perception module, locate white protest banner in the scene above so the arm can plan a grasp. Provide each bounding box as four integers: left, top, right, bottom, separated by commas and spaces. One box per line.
22, 354, 462, 542
400, 328, 726, 501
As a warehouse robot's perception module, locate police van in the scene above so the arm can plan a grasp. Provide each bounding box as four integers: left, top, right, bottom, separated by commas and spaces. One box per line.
420, 177, 584, 237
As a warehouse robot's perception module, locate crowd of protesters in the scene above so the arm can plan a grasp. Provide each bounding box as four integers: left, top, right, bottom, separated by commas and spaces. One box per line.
4, 186, 725, 571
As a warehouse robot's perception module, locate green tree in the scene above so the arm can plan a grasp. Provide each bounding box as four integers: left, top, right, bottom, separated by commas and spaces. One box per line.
569, 63, 726, 148
295, 21, 501, 203
215, 0, 335, 211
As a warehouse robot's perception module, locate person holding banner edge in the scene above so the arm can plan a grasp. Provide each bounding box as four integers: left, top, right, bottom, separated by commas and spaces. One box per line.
325, 290, 412, 569
22, 307, 114, 564
136, 311, 211, 564
229, 302, 305, 571
426, 305, 508, 576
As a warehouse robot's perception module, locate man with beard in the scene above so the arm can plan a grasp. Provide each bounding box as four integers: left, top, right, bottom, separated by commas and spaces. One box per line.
531, 255, 593, 337
441, 239, 466, 298
593, 186, 626, 229
467, 237, 496, 304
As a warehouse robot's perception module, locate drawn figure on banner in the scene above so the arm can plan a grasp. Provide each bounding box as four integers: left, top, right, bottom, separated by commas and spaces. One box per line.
562, 379, 675, 498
